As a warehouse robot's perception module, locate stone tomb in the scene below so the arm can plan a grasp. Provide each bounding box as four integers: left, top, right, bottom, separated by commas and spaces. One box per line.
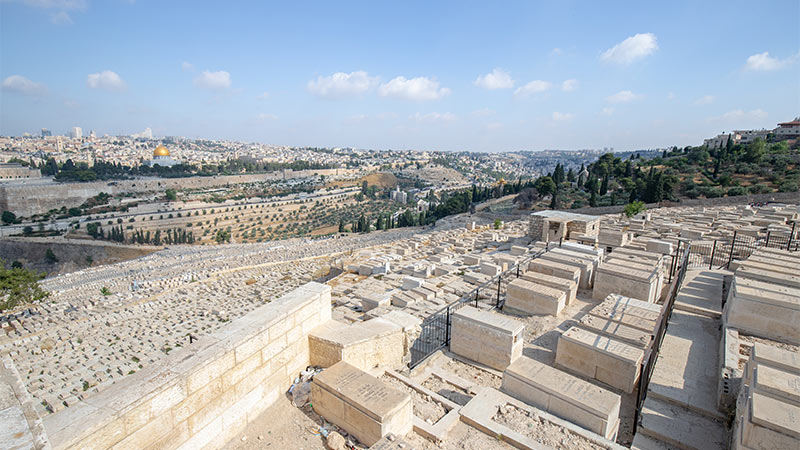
555, 326, 644, 394
501, 356, 622, 440
309, 318, 405, 371
521, 270, 578, 304
540, 252, 594, 289
589, 294, 661, 334
312, 361, 413, 446
527, 259, 581, 288
592, 263, 661, 304
450, 306, 524, 371
505, 278, 567, 316
724, 275, 800, 345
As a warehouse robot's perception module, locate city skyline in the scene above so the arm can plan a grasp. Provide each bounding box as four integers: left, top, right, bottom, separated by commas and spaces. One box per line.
1, 0, 798, 151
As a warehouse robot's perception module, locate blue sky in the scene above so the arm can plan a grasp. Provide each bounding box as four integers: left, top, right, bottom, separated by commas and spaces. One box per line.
1, 0, 798, 152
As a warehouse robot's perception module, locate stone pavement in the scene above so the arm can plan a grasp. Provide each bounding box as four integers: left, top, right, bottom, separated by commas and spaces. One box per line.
634, 270, 728, 450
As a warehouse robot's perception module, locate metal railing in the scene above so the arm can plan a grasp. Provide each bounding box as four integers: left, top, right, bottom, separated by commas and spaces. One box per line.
633, 242, 691, 433
408, 248, 546, 369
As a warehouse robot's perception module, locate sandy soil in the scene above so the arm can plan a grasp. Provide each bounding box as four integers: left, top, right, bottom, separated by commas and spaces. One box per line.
223, 396, 330, 450
403, 420, 516, 450
442, 358, 501, 389
493, 404, 606, 450
380, 374, 447, 424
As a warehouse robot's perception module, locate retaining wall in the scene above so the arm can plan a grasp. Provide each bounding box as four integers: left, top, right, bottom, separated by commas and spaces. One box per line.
41, 281, 332, 450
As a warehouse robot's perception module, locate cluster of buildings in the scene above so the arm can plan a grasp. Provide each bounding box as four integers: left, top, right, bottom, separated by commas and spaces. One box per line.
703, 117, 800, 148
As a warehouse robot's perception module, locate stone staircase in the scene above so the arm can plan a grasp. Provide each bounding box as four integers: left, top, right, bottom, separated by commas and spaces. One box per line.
632, 270, 730, 450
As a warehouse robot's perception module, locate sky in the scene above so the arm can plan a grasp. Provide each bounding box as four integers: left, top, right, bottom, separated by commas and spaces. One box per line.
1, 1, 798, 152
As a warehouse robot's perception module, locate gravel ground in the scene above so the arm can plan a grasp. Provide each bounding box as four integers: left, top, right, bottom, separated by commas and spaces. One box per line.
493, 403, 606, 450
421, 375, 472, 406
381, 374, 448, 424
442, 358, 502, 389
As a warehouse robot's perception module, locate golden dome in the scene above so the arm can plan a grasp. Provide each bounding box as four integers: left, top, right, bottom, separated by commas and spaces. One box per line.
153, 145, 170, 157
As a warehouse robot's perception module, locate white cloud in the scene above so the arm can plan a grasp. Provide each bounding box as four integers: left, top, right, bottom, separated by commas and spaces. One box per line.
410, 112, 456, 122
181, 61, 194, 72
550, 48, 563, 56
50, 11, 72, 24
513, 80, 552, 98
21, 0, 86, 24
744, 52, 795, 71
306, 71, 378, 99
86, 70, 126, 91
487, 122, 503, 130
601, 107, 615, 116
667, 92, 676, 100
2, 75, 47, 95
473, 68, 514, 90
602, 33, 658, 64
694, 95, 715, 105
561, 79, 578, 92
552, 112, 574, 121
606, 90, 641, 103
256, 113, 278, 121
711, 109, 768, 121
255, 92, 270, 100
193, 70, 231, 90
379, 76, 450, 101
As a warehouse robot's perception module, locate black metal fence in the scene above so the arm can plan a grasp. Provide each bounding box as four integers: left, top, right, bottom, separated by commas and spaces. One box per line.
633, 242, 691, 433
682, 223, 798, 273
408, 249, 546, 368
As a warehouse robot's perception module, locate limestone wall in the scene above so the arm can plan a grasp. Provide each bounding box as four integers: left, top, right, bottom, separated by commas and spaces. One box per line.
41, 281, 332, 450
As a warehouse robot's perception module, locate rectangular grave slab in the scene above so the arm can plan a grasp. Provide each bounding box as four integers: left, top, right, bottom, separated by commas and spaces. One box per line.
311, 361, 413, 446
521, 270, 578, 305
505, 278, 566, 317
527, 259, 581, 287
578, 314, 652, 349
555, 327, 644, 394
501, 356, 621, 440
450, 306, 524, 371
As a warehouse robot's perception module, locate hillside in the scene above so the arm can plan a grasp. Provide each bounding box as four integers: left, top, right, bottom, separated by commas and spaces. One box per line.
513, 139, 799, 210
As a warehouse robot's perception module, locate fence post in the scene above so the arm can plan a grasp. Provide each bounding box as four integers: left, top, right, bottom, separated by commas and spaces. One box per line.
765, 231, 771, 248
728, 231, 738, 269
788, 222, 796, 251
445, 307, 450, 346
496, 275, 502, 309
475, 288, 479, 308
709, 240, 717, 270
516, 264, 520, 278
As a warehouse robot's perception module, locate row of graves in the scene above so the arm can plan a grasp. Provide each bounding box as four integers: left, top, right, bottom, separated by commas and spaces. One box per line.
722, 248, 800, 450
298, 214, 675, 449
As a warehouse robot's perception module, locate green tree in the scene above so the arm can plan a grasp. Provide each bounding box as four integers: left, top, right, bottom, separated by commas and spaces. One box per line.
624, 201, 647, 218
493, 218, 502, 229
101, 286, 112, 296
45, 249, 58, 264
165, 189, 177, 201
1, 211, 16, 224
534, 176, 556, 198
0, 260, 49, 311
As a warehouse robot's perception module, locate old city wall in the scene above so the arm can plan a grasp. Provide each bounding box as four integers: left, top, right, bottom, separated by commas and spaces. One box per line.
0, 167, 368, 217
41, 281, 332, 450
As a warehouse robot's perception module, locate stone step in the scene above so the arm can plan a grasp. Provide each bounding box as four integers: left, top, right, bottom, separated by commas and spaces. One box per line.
638, 397, 727, 450
631, 433, 678, 450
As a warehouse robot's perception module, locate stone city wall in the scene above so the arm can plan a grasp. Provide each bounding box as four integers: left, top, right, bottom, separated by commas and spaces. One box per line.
41, 281, 332, 450
0, 167, 367, 217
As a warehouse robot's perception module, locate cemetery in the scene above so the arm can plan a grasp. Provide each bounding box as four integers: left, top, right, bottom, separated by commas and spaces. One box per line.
0, 200, 798, 449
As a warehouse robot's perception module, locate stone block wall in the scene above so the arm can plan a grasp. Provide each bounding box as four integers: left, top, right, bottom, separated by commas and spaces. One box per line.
42, 282, 332, 450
